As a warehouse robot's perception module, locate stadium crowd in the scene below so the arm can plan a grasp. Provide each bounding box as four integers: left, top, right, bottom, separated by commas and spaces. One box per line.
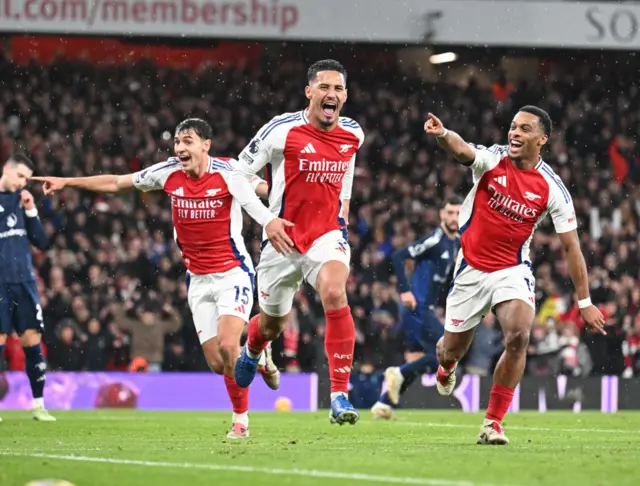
0, 50, 638, 379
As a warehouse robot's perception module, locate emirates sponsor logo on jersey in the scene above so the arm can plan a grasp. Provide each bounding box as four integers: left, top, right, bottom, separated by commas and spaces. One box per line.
299, 158, 350, 183
171, 197, 224, 210
171, 196, 224, 220
487, 183, 538, 223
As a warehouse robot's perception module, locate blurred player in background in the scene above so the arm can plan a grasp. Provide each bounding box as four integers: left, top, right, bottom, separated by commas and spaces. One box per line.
371, 196, 462, 420
230, 59, 365, 425
34, 119, 286, 439
424, 106, 606, 444
0, 154, 56, 422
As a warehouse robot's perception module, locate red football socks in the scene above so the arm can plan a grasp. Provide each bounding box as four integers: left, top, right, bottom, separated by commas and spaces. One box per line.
486, 384, 515, 423
324, 305, 355, 394
246, 315, 270, 356
224, 374, 249, 414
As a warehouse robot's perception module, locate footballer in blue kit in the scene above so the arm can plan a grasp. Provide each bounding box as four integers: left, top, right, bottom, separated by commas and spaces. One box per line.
371, 196, 462, 419
0, 154, 55, 422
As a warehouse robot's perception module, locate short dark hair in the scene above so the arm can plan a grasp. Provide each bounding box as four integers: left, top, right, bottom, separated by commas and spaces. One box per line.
307, 59, 347, 84
174, 118, 213, 140
443, 195, 464, 208
518, 105, 553, 136
7, 153, 35, 172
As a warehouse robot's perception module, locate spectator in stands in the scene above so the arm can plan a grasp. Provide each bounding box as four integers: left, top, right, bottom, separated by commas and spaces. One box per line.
112, 298, 182, 372
48, 319, 85, 371
82, 318, 113, 371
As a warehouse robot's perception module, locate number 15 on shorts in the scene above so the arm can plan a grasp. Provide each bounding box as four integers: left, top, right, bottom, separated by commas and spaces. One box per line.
524, 278, 535, 293
234, 286, 250, 305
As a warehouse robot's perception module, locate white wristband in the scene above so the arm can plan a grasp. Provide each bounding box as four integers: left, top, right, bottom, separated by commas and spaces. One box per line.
250, 175, 265, 191
578, 297, 592, 309
25, 208, 39, 218
436, 128, 449, 139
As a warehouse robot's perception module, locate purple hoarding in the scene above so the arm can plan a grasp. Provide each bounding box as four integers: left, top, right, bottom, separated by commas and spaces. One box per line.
0, 372, 318, 411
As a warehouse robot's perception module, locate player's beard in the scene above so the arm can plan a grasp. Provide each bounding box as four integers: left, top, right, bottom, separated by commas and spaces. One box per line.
444, 222, 458, 234
316, 100, 341, 128
316, 109, 338, 128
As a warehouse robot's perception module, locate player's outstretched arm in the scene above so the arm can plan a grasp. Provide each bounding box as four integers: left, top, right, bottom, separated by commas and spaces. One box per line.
32, 174, 135, 195
558, 229, 606, 335
424, 113, 475, 164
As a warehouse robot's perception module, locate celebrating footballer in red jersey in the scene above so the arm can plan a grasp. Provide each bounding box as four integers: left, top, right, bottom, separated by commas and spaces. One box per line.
230, 59, 365, 425
34, 118, 284, 440
424, 106, 606, 445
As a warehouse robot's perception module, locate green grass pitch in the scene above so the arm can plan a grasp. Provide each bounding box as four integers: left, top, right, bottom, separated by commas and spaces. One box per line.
0, 410, 638, 486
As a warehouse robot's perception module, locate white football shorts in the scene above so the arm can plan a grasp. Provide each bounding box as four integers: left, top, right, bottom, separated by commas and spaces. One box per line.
257, 229, 350, 317
444, 252, 536, 333
186, 266, 255, 344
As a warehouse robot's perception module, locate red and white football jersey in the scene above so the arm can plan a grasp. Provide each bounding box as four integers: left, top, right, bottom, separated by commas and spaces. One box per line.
132, 156, 261, 275
459, 144, 577, 273
234, 109, 365, 253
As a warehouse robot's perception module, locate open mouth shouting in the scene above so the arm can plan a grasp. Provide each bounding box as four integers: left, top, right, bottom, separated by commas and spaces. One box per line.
322, 101, 338, 118
509, 139, 523, 151
177, 154, 191, 164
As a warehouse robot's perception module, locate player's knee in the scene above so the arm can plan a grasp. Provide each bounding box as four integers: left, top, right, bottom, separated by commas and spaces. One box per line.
259, 312, 287, 338
503, 327, 530, 355
218, 337, 240, 365
19, 330, 41, 347
319, 283, 347, 310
